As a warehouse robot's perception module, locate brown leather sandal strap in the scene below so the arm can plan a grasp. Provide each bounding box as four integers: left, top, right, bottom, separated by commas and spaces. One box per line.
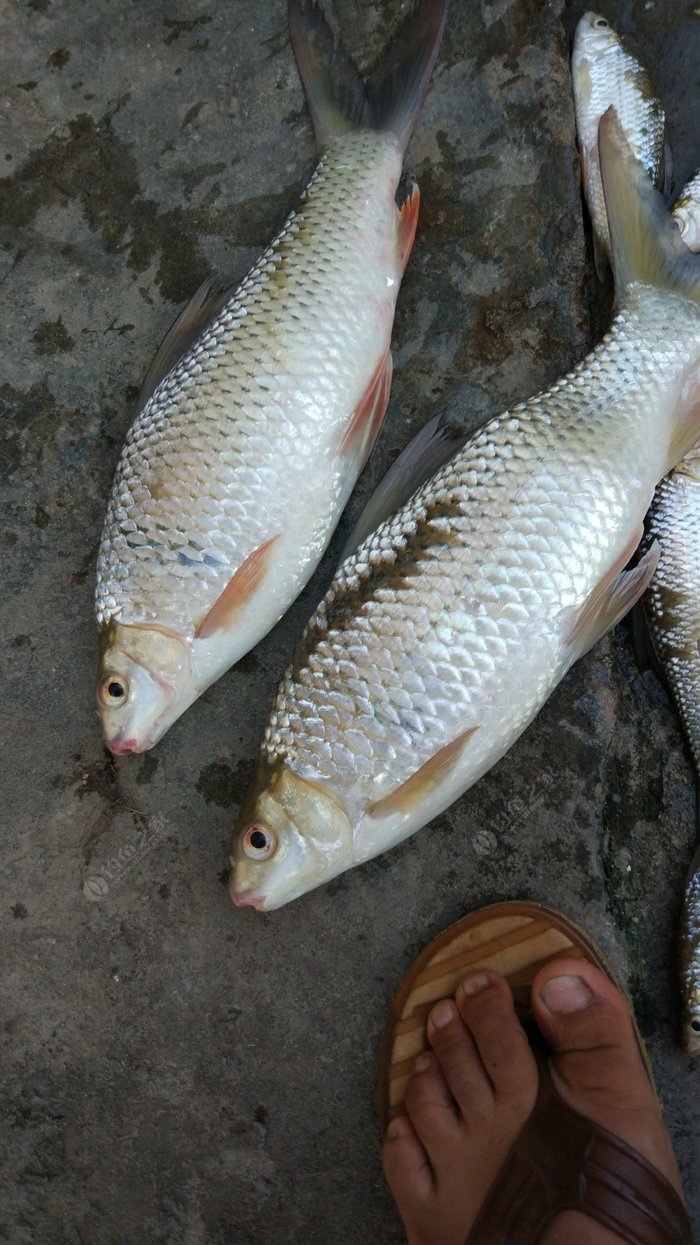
466, 1062, 691, 1245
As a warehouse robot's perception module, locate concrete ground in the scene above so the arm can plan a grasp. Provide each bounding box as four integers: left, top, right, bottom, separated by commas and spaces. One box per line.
1, 0, 698, 1241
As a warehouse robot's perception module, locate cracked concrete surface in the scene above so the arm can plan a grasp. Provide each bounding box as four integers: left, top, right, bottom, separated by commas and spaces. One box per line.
1, 0, 698, 1241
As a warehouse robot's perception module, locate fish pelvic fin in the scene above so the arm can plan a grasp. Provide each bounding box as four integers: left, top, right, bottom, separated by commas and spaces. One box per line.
599, 107, 700, 300
367, 726, 478, 822
288, 0, 447, 153
195, 534, 282, 640
566, 536, 660, 660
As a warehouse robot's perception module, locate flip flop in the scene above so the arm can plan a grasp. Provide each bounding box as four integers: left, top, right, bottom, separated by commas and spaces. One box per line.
380, 901, 691, 1245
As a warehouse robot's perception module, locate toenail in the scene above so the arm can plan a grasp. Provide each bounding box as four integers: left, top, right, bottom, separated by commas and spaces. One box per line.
460, 971, 491, 997
539, 974, 594, 1014
430, 1000, 455, 1029
413, 1053, 432, 1073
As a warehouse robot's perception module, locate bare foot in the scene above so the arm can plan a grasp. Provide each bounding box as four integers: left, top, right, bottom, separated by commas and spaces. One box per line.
382, 959, 685, 1245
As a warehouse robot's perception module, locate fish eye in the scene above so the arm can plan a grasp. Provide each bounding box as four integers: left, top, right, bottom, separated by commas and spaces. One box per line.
594, 16, 609, 28
242, 824, 277, 860
691, 1017, 700, 1033
99, 673, 129, 707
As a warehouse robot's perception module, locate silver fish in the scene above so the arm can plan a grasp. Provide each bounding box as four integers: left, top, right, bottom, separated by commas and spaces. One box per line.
673, 169, 700, 253
571, 11, 667, 277
679, 844, 700, 1057
573, 12, 700, 1056
95, 0, 446, 755
229, 113, 700, 910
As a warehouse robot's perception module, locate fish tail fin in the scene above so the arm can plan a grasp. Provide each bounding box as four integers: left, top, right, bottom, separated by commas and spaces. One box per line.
288, 0, 447, 152
600, 107, 700, 299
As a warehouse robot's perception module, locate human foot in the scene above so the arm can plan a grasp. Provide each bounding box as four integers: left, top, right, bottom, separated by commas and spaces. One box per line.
382, 959, 687, 1245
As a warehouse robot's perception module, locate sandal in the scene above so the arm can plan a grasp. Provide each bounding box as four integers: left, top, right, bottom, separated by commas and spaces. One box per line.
380, 901, 691, 1245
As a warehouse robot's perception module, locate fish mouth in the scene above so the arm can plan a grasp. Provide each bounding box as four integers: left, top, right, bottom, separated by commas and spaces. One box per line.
229, 883, 265, 911
106, 734, 141, 756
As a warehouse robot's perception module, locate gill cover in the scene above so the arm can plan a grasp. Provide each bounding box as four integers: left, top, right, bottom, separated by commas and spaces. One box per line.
229, 764, 353, 910
97, 622, 192, 754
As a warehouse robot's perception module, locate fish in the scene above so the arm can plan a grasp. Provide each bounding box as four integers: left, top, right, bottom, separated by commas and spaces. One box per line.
573, 12, 700, 1057
571, 11, 668, 278
673, 169, 700, 253
228, 110, 700, 910
679, 844, 700, 1057
94, 0, 447, 755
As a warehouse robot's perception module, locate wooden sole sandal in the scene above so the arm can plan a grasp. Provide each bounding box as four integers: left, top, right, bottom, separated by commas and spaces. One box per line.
380, 901, 691, 1245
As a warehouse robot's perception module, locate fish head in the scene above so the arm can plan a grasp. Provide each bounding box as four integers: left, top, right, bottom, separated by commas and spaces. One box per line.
573, 13, 620, 74
683, 989, 700, 1057
97, 621, 192, 754
229, 763, 354, 910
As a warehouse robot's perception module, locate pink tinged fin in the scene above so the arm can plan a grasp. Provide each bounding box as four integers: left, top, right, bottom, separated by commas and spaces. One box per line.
195, 534, 282, 640
367, 726, 479, 821
566, 536, 660, 659
397, 183, 420, 273
338, 349, 393, 468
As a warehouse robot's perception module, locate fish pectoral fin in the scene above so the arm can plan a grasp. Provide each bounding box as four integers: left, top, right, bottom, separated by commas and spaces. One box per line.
397, 183, 420, 272
195, 534, 282, 640
566, 537, 660, 659
137, 273, 236, 411
367, 726, 479, 821
338, 349, 393, 468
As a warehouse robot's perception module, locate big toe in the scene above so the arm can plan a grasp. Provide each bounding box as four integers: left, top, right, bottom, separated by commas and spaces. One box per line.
531, 957, 683, 1197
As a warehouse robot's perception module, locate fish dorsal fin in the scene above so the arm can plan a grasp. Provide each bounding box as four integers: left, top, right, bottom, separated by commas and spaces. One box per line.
341, 412, 466, 560
137, 274, 235, 411
195, 534, 281, 640
566, 537, 660, 659
397, 182, 421, 272
367, 726, 478, 821
599, 107, 700, 299
288, 0, 447, 154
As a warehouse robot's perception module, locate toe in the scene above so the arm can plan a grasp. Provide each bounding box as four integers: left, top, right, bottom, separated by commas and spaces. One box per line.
425, 996, 495, 1121
531, 958, 653, 1113
455, 971, 538, 1111
382, 1111, 434, 1213
531, 957, 684, 1198
403, 1049, 461, 1153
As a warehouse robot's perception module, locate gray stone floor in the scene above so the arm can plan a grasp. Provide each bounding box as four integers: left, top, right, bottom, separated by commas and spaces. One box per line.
1, 0, 698, 1241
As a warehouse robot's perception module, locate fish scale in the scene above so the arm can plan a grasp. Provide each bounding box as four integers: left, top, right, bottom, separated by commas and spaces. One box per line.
96, 130, 403, 637
644, 450, 700, 773
262, 291, 700, 822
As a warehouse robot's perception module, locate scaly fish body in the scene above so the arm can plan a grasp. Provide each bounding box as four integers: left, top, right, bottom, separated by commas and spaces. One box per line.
680, 845, 700, 1056
572, 12, 666, 274
231, 267, 700, 908
573, 12, 700, 1056
95, 0, 446, 754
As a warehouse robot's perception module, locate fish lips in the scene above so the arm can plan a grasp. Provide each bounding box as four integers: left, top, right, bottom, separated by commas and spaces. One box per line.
229, 883, 266, 911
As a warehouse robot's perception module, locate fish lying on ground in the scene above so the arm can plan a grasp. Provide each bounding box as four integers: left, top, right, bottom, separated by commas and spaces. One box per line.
229, 108, 700, 910
571, 11, 669, 277
94, 0, 446, 754
573, 10, 700, 1055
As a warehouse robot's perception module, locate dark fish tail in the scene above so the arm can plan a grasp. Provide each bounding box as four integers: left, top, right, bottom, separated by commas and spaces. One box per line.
288, 0, 447, 152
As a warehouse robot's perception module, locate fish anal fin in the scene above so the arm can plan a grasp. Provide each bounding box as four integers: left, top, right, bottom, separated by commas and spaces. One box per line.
338, 349, 393, 467
566, 536, 660, 657
195, 534, 282, 640
397, 183, 420, 272
367, 726, 479, 821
